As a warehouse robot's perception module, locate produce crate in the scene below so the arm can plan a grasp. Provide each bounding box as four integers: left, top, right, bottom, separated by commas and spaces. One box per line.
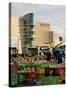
41, 76, 60, 85
26, 71, 36, 79
11, 64, 17, 72
36, 67, 45, 75
11, 72, 18, 86
17, 73, 27, 85
55, 68, 65, 76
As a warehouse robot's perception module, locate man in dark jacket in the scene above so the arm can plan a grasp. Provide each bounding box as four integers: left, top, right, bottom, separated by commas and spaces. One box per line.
56, 51, 62, 64
47, 49, 51, 62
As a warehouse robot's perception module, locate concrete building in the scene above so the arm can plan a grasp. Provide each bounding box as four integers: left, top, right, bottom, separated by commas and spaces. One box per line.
22, 13, 35, 48
9, 16, 22, 54
35, 22, 51, 31
10, 14, 63, 55
19, 13, 35, 47
33, 22, 53, 48
19, 16, 54, 49
19, 13, 35, 55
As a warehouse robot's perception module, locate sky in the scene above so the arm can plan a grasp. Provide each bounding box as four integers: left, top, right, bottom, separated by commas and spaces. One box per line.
11, 3, 65, 41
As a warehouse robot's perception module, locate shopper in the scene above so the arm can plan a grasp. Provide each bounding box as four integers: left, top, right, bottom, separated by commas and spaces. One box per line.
56, 51, 62, 64
47, 49, 51, 62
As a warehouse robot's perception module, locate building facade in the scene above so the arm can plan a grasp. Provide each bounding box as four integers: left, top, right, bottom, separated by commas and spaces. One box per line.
10, 14, 62, 55
22, 13, 34, 48
33, 22, 53, 48
19, 13, 35, 55
9, 16, 22, 54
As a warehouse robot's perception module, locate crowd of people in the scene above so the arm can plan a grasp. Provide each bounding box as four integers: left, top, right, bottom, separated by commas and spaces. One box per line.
10, 46, 65, 65
39, 47, 65, 64
9, 47, 65, 86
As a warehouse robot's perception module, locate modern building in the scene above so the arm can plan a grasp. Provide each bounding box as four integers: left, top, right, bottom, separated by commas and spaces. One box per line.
10, 14, 63, 55
22, 13, 35, 48
19, 13, 35, 55
9, 16, 22, 54
35, 22, 51, 31
33, 22, 63, 48
33, 22, 53, 48
19, 16, 54, 53
19, 17, 24, 49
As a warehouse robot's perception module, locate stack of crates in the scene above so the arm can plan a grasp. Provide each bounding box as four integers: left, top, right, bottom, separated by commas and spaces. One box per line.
55, 67, 65, 84
17, 72, 26, 85
55, 68, 65, 76
11, 64, 18, 86
35, 64, 45, 75
36, 67, 45, 75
